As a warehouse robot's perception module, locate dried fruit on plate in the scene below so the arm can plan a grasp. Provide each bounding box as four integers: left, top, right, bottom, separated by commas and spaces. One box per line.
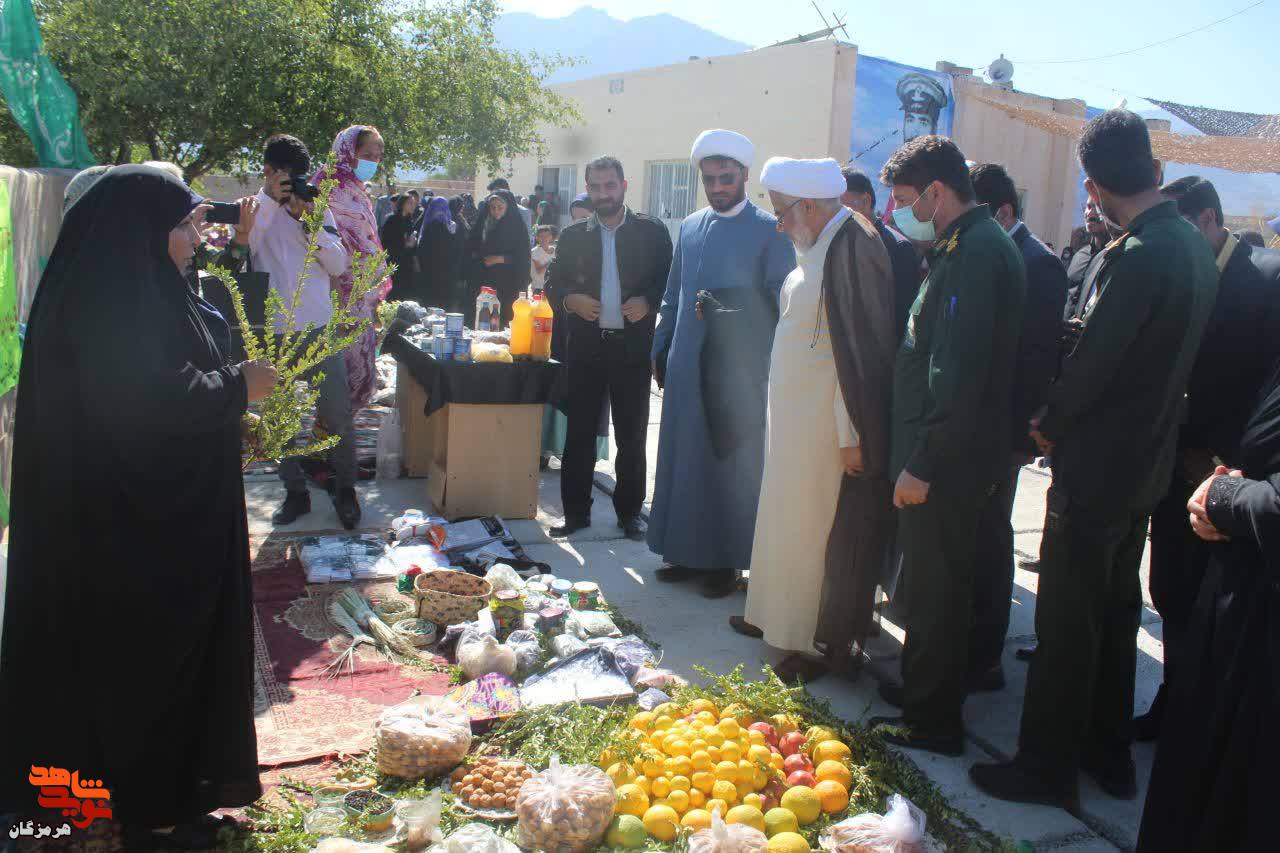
451, 756, 535, 813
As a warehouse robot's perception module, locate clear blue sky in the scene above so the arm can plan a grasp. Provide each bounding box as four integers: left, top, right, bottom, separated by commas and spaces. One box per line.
498, 0, 1277, 114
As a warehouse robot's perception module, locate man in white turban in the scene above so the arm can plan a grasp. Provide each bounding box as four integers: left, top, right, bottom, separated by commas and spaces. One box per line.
649, 130, 795, 598
733, 157, 897, 684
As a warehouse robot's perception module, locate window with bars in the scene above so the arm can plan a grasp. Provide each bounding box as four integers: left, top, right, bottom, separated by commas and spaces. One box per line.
646, 161, 698, 238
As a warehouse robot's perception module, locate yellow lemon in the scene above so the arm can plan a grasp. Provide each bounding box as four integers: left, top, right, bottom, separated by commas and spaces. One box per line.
702, 727, 726, 747
691, 771, 716, 794
695, 711, 717, 725
767, 831, 811, 852
720, 741, 743, 763
607, 762, 637, 787
715, 760, 739, 781
711, 780, 738, 804
690, 738, 709, 755
690, 750, 713, 771
748, 745, 773, 765
707, 745, 723, 763
633, 776, 651, 797
810, 740, 852, 766
813, 780, 849, 814
779, 786, 822, 825
753, 768, 771, 790
764, 807, 800, 837
804, 725, 839, 748
705, 799, 729, 819
667, 739, 691, 758
665, 789, 690, 814
770, 753, 785, 771
689, 788, 707, 808
669, 775, 692, 794
669, 756, 693, 778
735, 780, 755, 801
646, 732, 667, 751
614, 784, 650, 818
629, 711, 655, 732
725, 804, 767, 833
742, 793, 765, 811
720, 703, 755, 726
772, 714, 802, 735
682, 808, 714, 831
651, 776, 671, 799
685, 699, 718, 716
641, 753, 665, 778
642, 804, 680, 843
718, 718, 742, 740
654, 715, 674, 731
653, 702, 678, 716
737, 760, 757, 783
748, 729, 767, 746
815, 760, 853, 789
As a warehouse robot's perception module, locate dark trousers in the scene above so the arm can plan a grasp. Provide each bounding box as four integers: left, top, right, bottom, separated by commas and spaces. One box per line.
1017, 486, 1146, 780
561, 331, 651, 522
899, 476, 991, 734
1147, 477, 1209, 707
967, 464, 1021, 678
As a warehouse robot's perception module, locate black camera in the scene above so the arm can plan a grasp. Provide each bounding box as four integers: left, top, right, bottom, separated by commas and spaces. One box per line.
205, 201, 241, 225
286, 174, 320, 203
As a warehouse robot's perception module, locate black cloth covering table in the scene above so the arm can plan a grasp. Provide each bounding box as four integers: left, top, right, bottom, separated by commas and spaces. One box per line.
382, 331, 565, 416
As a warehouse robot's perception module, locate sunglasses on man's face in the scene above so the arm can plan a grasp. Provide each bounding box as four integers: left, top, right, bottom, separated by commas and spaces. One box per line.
701, 172, 740, 188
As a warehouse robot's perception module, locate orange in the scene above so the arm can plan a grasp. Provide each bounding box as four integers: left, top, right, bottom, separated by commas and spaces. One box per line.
815, 760, 853, 789
642, 804, 680, 842
810, 740, 852, 766
681, 808, 714, 831
691, 771, 716, 794
711, 780, 738, 804
725, 804, 767, 833
813, 780, 849, 814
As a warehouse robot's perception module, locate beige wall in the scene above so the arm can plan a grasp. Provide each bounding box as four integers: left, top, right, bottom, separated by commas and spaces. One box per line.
948, 73, 1087, 249
477, 40, 857, 214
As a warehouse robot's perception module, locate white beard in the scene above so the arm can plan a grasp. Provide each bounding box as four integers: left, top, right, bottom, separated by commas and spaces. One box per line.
789, 224, 817, 255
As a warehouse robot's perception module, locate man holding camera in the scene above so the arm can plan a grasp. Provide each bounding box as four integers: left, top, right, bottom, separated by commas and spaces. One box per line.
243, 134, 359, 528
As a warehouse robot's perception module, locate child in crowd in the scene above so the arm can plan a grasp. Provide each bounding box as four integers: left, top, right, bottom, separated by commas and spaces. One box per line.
530, 224, 558, 294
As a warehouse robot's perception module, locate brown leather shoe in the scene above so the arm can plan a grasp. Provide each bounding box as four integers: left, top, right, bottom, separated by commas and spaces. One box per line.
728, 615, 763, 638
774, 653, 830, 685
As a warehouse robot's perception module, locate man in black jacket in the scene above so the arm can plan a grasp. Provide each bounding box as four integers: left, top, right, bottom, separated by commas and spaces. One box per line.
965, 164, 1067, 690
840, 166, 921, 341
546, 156, 674, 540
1135, 175, 1280, 740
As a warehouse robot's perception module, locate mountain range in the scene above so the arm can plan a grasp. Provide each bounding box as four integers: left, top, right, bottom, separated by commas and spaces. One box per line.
493, 6, 751, 84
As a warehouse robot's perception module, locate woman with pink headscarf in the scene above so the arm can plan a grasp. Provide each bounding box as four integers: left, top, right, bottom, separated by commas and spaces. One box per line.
314, 125, 393, 411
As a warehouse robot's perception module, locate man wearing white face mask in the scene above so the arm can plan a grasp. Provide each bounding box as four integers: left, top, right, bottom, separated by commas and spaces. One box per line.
867, 136, 1026, 755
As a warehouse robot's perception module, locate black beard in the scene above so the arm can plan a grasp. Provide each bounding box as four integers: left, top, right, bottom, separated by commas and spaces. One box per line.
709, 187, 746, 212
594, 198, 623, 217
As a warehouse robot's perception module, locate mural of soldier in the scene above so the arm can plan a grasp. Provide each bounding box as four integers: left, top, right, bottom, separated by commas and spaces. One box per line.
897, 73, 950, 142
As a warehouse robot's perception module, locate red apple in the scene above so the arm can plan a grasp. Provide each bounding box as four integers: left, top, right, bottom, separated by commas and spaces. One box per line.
779, 731, 807, 757
783, 754, 814, 776
786, 770, 817, 788
748, 722, 779, 746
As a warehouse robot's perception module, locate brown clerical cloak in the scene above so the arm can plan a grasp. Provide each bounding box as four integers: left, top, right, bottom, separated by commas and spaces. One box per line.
813, 212, 899, 668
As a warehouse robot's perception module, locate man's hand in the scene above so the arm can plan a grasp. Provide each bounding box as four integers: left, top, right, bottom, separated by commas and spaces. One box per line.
271, 171, 293, 204
286, 194, 314, 221
1187, 465, 1241, 542
241, 359, 278, 402
234, 196, 259, 245
841, 446, 864, 477
622, 296, 650, 323
893, 470, 930, 508
565, 293, 602, 322
482, 255, 505, 267
1029, 407, 1054, 455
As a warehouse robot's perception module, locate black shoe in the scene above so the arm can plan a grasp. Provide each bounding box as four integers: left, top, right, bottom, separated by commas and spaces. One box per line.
869, 716, 963, 756
878, 680, 903, 708
656, 564, 698, 583
1015, 645, 1038, 662
620, 516, 647, 541
334, 487, 361, 530
967, 665, 1006, 693
272, 490, 311, 525
728, 615, 764, 638
551, 517, 590, 538
1018, 557, 1041, 572
701, 571, 737, 599
1133, 686, 1166, 743
969, 761, 1079, 811
1081, 749, 1138, 799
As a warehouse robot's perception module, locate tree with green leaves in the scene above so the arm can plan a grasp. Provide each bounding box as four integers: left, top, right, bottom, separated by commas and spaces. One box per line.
0, 0, 576, 182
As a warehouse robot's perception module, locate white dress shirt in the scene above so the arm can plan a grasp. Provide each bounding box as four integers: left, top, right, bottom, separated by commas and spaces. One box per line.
598, 209, 628, 329
249, 191, 348, 332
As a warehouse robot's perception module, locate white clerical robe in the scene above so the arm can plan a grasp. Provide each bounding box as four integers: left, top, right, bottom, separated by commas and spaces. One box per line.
745, 207, 858, 654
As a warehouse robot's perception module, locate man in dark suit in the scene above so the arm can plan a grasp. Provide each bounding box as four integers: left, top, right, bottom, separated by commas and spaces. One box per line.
546, 155, 673, 540
965, 163, 1067, 689
840, 166, 921, 341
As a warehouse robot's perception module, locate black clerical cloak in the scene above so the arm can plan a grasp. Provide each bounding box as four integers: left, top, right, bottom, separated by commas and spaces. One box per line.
0, 166, 261, 828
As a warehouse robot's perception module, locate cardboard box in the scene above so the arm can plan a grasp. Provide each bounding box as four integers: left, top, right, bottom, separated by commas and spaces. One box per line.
396, 361, 435, 477
426, 403, 541, 520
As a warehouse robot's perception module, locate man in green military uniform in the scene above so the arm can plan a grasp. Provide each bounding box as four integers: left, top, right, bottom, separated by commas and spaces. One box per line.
971, 110, 1219, 809
868, 136, 1026, 755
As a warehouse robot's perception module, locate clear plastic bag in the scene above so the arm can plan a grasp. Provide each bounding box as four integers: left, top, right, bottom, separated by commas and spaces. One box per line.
374, 702, 472, 779
426, 824, 521, 853
503, 629, 542, 676
567, 609, 621, 640
551, 634, 588, 659
514, 755, 616, 852
483, 563, 524, 594
601, 636, 655, 681
688, 808, 769, 852
820, 793, 928, 852
632, 666, 687, 690
396, 790, 444, 851
458, 633, 518, 680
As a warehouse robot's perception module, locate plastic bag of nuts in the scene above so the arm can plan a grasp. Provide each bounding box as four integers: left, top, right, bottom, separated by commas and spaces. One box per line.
374, 702, 472, 780
514, 756, 615, 852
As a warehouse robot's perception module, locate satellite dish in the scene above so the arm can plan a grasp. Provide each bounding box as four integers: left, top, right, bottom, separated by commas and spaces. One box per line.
987, 55, 1014, 89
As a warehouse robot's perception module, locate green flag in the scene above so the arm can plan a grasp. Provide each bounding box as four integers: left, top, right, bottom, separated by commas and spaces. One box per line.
0, 0, 94, 168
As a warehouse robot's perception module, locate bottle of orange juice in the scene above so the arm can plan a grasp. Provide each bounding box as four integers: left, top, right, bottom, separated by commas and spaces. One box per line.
510, 293, 534, 359
531, 292, 554, 361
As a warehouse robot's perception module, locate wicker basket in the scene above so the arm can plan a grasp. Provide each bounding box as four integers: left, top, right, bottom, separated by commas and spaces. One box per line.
372, 595, 416, 625
394, 618, 437, 648
413, 570, 492, 627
